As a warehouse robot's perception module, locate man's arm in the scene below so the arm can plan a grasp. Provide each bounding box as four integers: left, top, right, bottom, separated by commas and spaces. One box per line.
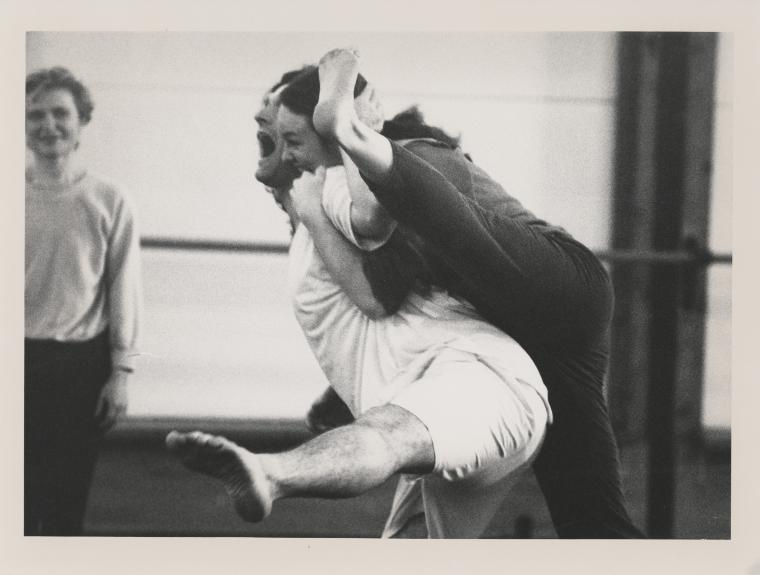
98, 189, 142, 431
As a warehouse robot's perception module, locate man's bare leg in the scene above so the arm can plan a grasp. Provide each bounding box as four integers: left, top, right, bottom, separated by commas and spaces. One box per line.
166, 404, 434, 523
313, 48, 394, 183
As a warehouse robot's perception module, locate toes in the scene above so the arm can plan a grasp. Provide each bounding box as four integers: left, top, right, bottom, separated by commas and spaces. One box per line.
166, 430, 189, 450
188, 430, 208, 442
166, 430, 223, 453
207, 435, 229, 450
320, 47, 359, 69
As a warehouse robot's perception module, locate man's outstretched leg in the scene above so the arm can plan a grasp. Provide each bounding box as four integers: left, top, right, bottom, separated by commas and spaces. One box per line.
166, 404, 435, 522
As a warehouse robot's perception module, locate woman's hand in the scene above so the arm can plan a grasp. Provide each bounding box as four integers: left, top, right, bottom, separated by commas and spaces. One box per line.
290, 166, 327, 225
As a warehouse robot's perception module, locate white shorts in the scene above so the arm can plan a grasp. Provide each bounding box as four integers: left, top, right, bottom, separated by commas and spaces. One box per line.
384, 346, 550, 538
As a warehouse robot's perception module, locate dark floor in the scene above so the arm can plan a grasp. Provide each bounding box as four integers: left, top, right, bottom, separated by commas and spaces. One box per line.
83, 418, 730, 538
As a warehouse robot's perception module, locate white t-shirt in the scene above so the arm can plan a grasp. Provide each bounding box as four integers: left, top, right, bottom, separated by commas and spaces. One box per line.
287, 167, 549, 418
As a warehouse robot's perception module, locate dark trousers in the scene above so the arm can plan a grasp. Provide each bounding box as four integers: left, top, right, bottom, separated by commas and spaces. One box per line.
24, 331, 111, 536
370, 140, 645, 538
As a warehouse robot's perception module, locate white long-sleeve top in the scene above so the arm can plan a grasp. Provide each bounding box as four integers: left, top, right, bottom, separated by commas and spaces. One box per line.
25, 171, 142, 371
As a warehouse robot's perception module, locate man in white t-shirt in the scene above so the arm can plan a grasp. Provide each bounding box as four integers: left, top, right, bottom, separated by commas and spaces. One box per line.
165, 66, 550, 538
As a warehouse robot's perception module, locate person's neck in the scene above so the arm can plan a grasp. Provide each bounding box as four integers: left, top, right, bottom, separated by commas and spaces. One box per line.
27, 154, 84, 187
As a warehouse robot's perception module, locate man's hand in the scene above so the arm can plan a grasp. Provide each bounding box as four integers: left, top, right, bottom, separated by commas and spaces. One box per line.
94, 369, 129, 432
306, 386, 355, 434
290, 167, 327, 225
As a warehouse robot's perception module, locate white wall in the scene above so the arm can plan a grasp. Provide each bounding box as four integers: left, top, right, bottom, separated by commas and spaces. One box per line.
27, 32, 616, 249
702, 34, 732, 430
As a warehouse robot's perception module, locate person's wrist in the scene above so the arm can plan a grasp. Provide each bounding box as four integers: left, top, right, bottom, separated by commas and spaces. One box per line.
110, 368, 131, 384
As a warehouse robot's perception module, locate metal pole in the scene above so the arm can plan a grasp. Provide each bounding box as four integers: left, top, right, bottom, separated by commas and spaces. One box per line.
645, 32, 691, 539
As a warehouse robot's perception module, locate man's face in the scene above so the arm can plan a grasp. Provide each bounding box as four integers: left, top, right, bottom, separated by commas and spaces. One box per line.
277, 105, 339, 174
26, 88, 83, 160
254, 89, 299, 189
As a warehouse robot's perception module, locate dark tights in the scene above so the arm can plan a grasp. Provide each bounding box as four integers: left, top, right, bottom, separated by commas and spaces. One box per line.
367, 140, 644, 538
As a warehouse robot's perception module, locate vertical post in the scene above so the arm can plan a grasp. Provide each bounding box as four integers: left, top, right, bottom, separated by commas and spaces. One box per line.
646, 32, 690, 538
645, 32, 717, 538
609, 33, 660, 442
674, 34, 717, 440
610, 32, 717, 538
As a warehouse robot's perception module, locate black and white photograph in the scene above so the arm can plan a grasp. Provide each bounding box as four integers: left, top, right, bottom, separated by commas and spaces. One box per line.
3, 1, 759, 574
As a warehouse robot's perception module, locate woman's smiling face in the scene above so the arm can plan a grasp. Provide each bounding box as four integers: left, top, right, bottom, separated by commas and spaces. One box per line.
277, 105, 339, 174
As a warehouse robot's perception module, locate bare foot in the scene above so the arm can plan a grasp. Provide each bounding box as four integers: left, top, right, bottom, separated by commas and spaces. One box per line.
313, 48, 362, 141
166, 430, 273, 522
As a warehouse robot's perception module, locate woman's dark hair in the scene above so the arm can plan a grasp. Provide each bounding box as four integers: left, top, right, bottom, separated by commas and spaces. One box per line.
279, 65, 368, 118
381, 106, 461, 149
269, 66, 311, 94
26, 66, 94, 124
278, 67, 461, 151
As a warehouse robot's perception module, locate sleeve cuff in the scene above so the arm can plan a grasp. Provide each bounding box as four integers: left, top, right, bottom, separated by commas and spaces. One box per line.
323, 166, 396, 252
112, 349, 138, 372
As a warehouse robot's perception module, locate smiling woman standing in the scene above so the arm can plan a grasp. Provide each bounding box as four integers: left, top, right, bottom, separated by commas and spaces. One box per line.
24, 67, 142, 535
